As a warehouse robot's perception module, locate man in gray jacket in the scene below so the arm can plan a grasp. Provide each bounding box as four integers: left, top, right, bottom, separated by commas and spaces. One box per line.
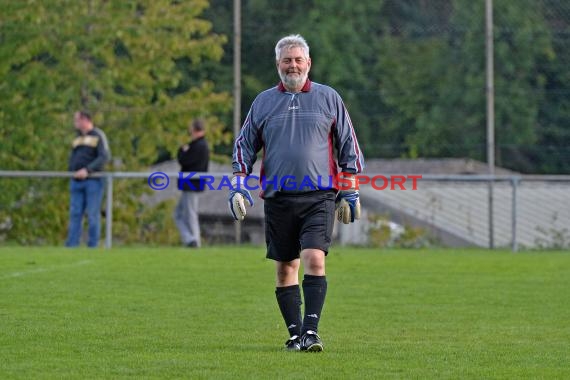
229, 35, 364, 352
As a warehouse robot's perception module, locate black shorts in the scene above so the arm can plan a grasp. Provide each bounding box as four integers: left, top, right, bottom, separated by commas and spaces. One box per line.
264, 190, 336, 262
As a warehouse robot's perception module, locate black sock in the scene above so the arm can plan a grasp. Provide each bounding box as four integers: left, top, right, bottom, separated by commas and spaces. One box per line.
302, 275, 327, 334
275, 285, 302, 338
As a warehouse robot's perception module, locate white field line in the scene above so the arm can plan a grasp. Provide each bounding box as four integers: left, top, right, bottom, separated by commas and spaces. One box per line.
0, 259, 93, 280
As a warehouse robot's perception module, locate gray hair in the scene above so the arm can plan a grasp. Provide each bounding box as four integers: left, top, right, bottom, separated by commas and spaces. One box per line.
275, 34, 310, 61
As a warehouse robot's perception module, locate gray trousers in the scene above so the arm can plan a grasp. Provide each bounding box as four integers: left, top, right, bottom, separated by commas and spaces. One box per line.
174, 191, 201, 246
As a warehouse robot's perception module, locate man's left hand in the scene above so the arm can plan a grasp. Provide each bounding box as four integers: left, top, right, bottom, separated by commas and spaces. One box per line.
73, 168, 89, 180
335, 172, 361, 224
336, 190, 361, 224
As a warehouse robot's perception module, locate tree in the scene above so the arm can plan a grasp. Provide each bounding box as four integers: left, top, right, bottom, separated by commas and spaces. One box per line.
375, 0, 554, 166
209, 0, 568, 172
0, 0, 231, 244
206, 0, 386, 157
531, 0, 570, 173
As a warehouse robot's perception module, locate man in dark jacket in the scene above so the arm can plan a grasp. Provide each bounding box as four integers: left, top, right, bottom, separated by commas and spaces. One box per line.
175, 119, 209, 247
66, 111, 111, 248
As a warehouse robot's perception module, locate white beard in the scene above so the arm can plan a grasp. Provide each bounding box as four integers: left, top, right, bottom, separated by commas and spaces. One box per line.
279, 71, 308, 91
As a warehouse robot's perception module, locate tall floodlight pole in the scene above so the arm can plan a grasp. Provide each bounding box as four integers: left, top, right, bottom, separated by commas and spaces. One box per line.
486, 0, 495, 249
233, 0, 242, 244
233, 0, 242, 140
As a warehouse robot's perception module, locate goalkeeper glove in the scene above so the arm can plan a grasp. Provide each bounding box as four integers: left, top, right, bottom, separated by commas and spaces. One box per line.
228, 176, 254, 221
336, 173, 361, 224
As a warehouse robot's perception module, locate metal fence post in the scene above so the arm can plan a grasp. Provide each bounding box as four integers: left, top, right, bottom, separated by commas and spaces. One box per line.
235, 220, 242, 244
488, 180, 495, 249
511, 177, 519, 252
105, 173, 113, 249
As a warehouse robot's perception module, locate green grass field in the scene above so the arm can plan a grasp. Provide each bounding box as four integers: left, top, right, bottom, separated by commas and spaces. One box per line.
1, 246, 569, 379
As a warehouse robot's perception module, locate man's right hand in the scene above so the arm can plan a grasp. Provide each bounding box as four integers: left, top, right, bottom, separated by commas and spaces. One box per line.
228, 175, 254, 221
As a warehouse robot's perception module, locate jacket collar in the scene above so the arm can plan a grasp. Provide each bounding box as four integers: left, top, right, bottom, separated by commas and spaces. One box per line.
277, 79, 312, 93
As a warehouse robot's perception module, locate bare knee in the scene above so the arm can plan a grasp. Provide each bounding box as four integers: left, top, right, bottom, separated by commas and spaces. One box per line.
301, 249, 325, 276
276, 259, 300, 287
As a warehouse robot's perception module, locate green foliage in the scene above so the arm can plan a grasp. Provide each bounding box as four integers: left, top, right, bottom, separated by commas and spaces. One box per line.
376, 0, 554, 161
208, 0, 386, 155
367, 213, 435, 248
112, 188, 180, 246
1, 0, 569, 245
534, 212, 570, 249
535, 226, 570, 250
0, 0, 231, 245
207, 0, 568, 171
368, 218, 394, 248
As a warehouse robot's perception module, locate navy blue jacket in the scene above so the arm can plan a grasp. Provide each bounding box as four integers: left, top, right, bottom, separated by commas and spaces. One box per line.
69, 128, 110, 173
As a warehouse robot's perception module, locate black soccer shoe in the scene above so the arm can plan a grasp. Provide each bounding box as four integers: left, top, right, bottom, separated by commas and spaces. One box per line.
285, 335, 301, 351
300, 330, 323, 352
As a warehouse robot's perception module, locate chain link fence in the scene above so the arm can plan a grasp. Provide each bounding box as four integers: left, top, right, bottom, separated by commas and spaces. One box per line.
358, 175, 570, 250
1, 171, 569, 250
